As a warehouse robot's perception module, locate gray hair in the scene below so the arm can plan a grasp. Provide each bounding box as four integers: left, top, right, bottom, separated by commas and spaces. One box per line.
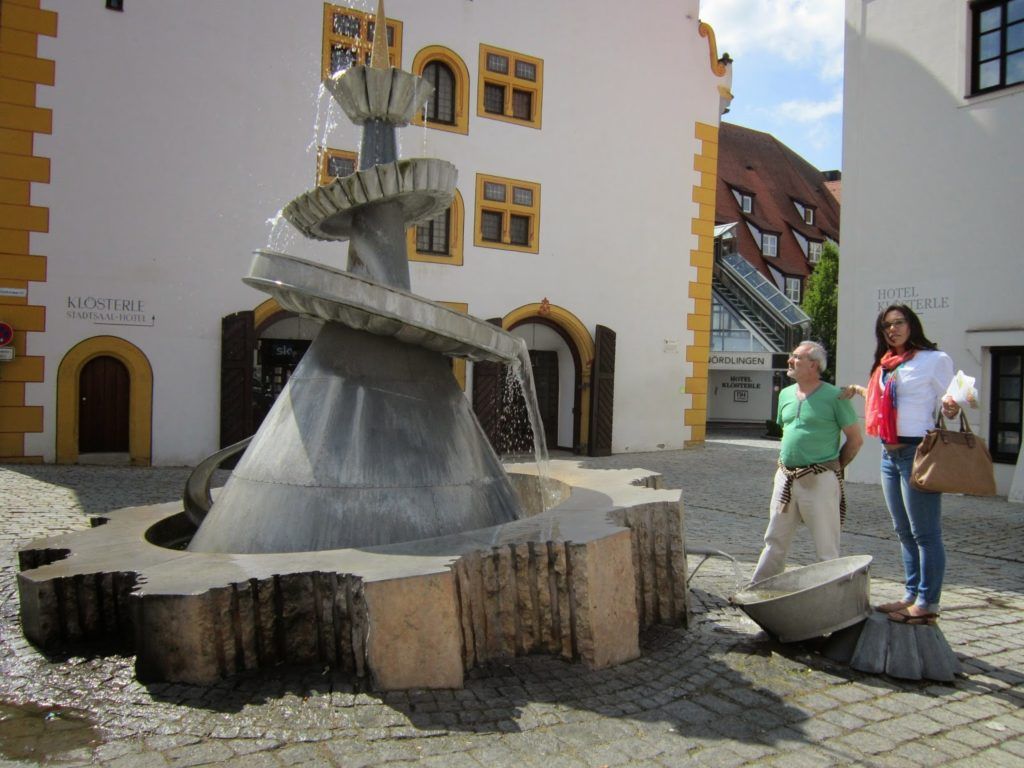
798, 341, 828, 374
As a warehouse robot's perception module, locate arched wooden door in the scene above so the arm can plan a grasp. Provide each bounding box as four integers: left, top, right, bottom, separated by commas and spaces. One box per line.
79, 355, 130, 453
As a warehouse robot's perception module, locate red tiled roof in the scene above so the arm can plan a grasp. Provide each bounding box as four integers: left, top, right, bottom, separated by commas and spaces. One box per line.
824, 179, 842, 203
715, 122, 840, 284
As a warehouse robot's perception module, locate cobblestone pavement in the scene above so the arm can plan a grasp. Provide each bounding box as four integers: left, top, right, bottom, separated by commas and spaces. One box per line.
1, 437, 1022, 767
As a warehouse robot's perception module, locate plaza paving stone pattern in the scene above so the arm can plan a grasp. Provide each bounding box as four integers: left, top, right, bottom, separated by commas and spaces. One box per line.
1, 435, 1022, 767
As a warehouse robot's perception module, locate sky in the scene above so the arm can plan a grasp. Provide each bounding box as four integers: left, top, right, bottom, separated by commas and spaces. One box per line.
698, 0, 846, 172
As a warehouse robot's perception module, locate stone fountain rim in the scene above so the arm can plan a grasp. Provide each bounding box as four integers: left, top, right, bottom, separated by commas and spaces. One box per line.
17, 461, 683, 595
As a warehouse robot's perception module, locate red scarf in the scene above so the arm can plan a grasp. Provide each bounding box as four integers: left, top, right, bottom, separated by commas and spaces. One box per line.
865, 350, 916, 443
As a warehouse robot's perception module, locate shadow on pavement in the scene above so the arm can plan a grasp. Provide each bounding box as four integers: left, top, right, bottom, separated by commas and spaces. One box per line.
3, 465, 225, 515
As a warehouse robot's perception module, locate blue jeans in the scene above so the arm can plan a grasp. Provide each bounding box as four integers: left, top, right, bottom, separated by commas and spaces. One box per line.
880, 441, 945, 612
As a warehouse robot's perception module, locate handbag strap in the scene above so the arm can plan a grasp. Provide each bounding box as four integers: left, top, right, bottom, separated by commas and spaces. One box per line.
929, 415, 974, 450
932, 411, 974, 446
933, 411, 973, 432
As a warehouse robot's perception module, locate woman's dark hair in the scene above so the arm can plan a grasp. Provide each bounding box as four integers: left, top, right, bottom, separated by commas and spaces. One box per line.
871, 303, 938, 372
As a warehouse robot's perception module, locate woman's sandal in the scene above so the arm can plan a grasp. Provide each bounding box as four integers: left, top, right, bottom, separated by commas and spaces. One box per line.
875, 599, 913, 613
887, 607, 938, 625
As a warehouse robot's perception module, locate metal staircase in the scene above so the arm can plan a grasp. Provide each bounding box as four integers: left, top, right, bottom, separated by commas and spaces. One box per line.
712, 276, 785, 350
713, 252, 810, 352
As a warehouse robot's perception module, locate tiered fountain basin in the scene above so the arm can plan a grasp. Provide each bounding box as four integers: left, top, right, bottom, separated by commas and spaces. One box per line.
322, 65, 434, 126
245, 249, 522, 363
18, 462, 688, 690
283, 157, 456, 241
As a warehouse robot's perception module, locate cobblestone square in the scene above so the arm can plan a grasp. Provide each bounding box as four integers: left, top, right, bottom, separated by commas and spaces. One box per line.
2, 435, 1022, 766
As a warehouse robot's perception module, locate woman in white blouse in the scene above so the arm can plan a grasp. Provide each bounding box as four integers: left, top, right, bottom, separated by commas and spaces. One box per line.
843, 304, 960, 625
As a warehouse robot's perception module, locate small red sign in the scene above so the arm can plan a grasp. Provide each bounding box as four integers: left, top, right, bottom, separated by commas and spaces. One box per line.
0, 322, 12, 347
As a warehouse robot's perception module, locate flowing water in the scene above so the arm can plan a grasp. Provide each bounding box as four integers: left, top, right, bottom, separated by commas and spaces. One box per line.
511, 345, 556, 513
265, 208, 296, 252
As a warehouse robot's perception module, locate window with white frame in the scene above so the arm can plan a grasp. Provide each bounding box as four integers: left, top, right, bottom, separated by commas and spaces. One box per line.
762, 232, 778, 257
741, 193, 753, 214
808, 240, 823, 263
804, 206, 815, 226
785, 276, 801, 303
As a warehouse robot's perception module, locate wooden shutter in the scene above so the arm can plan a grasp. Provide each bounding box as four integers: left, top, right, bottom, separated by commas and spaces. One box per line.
220, 311, 255, 450
531, 349, 559, 449
472, 318, 506, 452
588, 324, 616, 457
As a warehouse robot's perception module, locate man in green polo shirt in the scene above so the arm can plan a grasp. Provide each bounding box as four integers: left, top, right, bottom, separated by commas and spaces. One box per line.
750, 341, 862, 585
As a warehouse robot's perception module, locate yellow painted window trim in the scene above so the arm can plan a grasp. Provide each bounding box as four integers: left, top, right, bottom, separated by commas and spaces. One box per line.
321, 3, 403, 80
473, 173, 540, 254
411, 46, 470, 135
408, 189, 464, 266
317, 146, 358, 185
476, 43, 543, 130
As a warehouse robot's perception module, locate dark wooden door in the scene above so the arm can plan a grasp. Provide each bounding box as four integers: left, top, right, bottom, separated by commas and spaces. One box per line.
588, 324, 616, 456
472, 318, 507, 452
79, 355, 130, 453
530, 350, 559, 449
472, 358, 503, 450
220, 311, 255, 449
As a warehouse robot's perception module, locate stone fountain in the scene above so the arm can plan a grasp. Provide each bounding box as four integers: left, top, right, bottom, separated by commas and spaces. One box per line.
17, 1, 689, 690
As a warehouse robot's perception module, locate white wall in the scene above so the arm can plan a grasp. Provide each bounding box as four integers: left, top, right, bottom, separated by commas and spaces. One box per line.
27, 0, 723, 464
839, 0, 1024, 493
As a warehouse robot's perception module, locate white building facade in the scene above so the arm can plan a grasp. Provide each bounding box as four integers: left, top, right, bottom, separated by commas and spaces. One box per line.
839, 0, 1024, 494
0, 1, 731, 466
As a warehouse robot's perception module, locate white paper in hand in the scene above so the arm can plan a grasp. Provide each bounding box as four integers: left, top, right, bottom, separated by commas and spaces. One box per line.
945, 370, 978, 409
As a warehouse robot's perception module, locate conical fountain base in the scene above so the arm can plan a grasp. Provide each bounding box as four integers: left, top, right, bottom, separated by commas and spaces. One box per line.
188, 322, 522, 554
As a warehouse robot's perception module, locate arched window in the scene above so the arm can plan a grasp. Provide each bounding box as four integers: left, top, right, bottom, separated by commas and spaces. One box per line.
407, 189, 464, 265
411, 47, 470, 135
423, 61, 456, 125
416, 207, 450, 254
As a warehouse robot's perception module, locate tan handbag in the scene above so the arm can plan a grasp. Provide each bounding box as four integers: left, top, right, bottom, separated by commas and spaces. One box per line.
911, 413, 997, 496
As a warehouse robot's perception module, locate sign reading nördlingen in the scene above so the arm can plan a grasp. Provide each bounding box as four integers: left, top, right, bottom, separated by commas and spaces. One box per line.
709, 351, 772, 370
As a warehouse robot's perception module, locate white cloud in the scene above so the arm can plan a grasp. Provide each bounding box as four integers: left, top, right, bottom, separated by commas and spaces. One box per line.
699, 0, 844, 82
774, 92, 843, 123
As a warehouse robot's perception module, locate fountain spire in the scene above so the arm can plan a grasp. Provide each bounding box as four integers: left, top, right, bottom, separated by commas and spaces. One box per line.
186, 2, 525, 554
371, 0, 389, 69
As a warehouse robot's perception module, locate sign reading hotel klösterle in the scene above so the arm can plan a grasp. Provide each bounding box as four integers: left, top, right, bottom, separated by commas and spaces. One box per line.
66, 296, 155, 327
876, 284, 952, 313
